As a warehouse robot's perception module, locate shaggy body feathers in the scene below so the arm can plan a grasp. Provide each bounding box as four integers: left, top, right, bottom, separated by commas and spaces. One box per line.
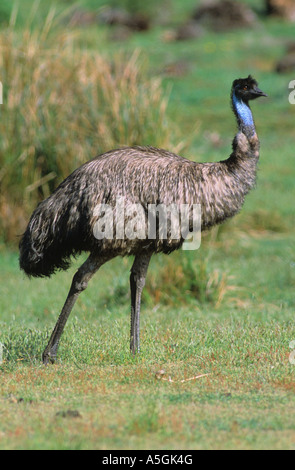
18, 75, 266, 362
19, 135, 259, 278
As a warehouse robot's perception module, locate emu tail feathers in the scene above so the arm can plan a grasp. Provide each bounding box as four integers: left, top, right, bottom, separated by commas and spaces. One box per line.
19, 223, 72, 278
19, 189, 93, 278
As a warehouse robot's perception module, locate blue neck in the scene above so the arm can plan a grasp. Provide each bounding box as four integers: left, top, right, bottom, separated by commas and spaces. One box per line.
232, 90, 255, 136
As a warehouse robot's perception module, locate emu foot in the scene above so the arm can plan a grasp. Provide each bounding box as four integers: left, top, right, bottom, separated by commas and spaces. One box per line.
42, 344, 58, 365
42, 351, 56, 365
130, 338, 140, 356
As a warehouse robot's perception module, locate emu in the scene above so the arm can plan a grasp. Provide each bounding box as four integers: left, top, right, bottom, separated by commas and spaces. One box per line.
19, 75, 267, 364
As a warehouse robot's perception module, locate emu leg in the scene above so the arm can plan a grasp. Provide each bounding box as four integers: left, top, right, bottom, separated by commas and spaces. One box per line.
42, 254, 108, 365
130, 253, 151, 355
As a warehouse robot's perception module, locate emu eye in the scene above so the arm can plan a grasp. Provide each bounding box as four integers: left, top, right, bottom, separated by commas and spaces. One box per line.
243, 85, 248, 90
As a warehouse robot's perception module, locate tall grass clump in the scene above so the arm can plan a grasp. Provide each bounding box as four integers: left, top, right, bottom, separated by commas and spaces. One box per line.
0, 14, 171, 244
145, 238, 238, 308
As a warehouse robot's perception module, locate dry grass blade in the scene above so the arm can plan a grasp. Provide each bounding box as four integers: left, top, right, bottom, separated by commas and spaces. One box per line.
155, 369, 211, 383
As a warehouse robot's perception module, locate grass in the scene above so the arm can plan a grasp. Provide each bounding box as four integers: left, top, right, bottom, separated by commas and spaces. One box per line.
0, 362, 294, 450
1, 228, 294, 449
0, 0, 295, 450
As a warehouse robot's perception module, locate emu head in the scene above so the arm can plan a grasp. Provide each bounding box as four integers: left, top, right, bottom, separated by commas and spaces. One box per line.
232, 75, 267, 102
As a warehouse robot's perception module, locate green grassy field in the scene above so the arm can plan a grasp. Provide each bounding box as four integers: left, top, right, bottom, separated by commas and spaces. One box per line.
0, 0, 295, 450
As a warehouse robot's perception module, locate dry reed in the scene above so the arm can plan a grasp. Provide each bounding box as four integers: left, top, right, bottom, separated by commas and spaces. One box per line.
0, 15, 172, 243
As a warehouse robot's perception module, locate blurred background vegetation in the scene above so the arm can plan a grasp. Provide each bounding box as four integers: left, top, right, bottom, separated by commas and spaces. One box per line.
0, 0, 294, 308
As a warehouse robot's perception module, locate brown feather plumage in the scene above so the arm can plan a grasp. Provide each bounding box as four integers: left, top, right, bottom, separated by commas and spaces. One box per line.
18, 76, 267, 361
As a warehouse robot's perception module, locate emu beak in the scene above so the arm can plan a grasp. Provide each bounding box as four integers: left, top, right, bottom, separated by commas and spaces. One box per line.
253, 87, 268, 97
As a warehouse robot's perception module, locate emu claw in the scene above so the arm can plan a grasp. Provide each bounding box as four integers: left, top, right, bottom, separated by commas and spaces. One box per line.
42, 350, 56, 365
